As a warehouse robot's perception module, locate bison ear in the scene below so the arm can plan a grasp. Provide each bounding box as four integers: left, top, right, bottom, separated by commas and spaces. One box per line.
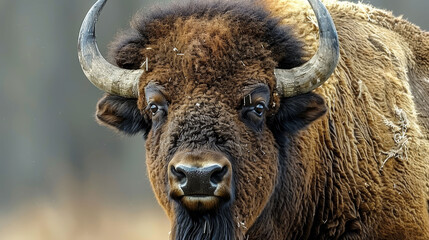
108, 29, 146, 69
96, 94, 150, 136
268, 93, 326, 134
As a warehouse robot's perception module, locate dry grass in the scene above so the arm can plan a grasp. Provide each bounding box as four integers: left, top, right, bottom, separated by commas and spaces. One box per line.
0, 197, 170, 240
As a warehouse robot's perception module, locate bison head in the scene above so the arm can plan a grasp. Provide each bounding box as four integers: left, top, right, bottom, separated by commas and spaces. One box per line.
78, 0, 339, 239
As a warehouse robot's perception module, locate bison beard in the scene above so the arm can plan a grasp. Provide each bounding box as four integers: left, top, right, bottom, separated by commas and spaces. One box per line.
173, 204, 235, 240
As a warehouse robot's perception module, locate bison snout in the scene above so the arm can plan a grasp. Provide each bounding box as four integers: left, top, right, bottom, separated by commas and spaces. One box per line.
171, 164, 228, 195
168, 151, 232, 211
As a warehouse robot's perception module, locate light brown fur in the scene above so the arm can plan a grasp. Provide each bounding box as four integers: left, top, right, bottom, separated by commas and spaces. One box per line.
260, 0, 429, 238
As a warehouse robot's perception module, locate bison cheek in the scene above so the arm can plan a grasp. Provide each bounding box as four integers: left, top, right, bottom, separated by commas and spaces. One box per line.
233, 137, 279, 232
145, 142, 174, 219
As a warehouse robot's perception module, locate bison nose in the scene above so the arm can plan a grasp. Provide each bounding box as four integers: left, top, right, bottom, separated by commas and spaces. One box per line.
168, 151, 233, 209
170, 164, 228, 196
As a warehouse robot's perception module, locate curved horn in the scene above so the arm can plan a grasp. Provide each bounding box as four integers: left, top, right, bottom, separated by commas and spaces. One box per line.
78, 0, 143, 98
274, 0, 340, 97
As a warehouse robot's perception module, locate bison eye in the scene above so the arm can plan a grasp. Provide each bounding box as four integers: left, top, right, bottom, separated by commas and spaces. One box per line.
147, 102, 167, 129
149, 103, 159, 115
240, 101, 267, 132
253, 103, 266, 116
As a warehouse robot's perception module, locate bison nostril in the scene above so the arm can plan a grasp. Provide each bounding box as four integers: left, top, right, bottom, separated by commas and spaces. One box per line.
210, 166, 228, 185
171, 166, 186, 184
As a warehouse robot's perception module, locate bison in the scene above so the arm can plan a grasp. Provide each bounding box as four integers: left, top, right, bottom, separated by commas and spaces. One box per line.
78, 0, 429, 239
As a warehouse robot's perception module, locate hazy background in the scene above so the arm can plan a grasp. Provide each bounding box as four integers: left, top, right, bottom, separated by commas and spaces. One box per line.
0, 0, 428, 239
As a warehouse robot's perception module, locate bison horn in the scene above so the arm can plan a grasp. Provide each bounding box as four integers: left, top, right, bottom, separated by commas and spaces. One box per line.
78, 0, 143, 98
274, 0, 340, 97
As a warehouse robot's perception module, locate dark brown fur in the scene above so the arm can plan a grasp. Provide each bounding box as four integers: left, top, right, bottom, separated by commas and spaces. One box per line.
94, 0, 429, 239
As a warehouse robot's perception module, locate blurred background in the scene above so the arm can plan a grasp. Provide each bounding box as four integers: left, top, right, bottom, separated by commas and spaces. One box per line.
0, 0, 427, 239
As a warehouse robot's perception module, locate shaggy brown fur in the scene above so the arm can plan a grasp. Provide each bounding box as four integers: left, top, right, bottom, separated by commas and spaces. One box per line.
95, 0, 429, 239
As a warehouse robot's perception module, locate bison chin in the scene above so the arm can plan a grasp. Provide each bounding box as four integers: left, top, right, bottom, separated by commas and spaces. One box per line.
172, 203, 235, 240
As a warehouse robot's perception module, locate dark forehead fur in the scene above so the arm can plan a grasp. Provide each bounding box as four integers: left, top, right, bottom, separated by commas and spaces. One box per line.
108, 0, 304, 71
